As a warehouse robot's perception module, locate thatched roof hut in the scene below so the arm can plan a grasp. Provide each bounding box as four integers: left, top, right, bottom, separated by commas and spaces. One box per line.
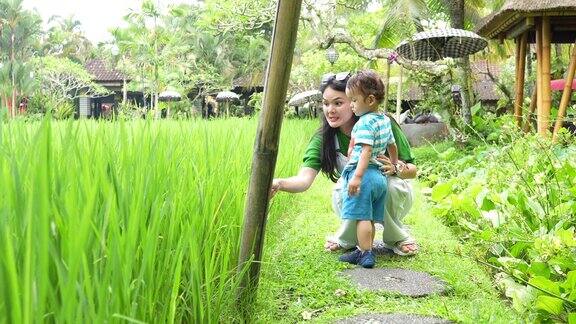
477, 0, 576, 138
477, 0, 576, 43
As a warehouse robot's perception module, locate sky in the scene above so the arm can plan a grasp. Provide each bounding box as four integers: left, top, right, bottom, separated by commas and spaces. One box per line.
23, 0, 196, 44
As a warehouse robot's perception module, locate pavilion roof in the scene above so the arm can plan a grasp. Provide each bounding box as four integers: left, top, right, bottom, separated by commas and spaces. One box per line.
85, 59, 128, 82
477, 0, 576, 42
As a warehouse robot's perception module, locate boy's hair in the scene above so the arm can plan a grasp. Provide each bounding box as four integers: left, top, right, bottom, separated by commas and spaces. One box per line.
346, 70, 385, 104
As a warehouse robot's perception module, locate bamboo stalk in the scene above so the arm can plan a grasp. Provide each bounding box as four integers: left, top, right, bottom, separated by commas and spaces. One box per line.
237, 0, 303, 309
514, 33, 527, 127
552, 42, 576, 141
535, 19, 543, 135
540, 16, 552, 136
396, 66, 403, 122
523, 86, 537, 133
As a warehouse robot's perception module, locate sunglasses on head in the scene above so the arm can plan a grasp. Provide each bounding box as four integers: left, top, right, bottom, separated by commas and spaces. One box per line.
320, 71, 351, 85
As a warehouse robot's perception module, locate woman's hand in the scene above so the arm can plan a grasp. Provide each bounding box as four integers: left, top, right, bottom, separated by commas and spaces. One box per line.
270, 179, 282, 199
376, 154, 396, 176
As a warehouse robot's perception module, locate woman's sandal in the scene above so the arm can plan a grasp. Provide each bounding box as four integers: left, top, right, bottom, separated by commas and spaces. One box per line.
382, 241, 419, 256
324, 240, 342, 252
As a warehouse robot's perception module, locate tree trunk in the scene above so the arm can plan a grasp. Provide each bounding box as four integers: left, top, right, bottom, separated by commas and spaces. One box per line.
10, 31, 16, 118
446, 0, 473, 124
122, 78, 127, 104
460, 58, 473, 124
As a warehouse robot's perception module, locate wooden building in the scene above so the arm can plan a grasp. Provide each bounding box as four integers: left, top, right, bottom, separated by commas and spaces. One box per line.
477, 0, 576, 138
80, 59, 147, 118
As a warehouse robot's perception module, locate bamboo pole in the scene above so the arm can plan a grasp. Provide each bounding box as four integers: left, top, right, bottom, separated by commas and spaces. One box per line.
514, 33, 527, 127
383, 60, 391, 112
396, 66, 403, 122
535, 19, 543, 134
540, 16, 552, 135
523, 86, 537, 133
237, 0, 302, 309
552, 42, 576, 141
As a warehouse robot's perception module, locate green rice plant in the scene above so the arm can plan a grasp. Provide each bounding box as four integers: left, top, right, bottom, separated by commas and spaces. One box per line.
0, 117, 316, 323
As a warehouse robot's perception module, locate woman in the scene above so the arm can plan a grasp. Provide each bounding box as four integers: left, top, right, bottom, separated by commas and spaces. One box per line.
270, 72, 418, 256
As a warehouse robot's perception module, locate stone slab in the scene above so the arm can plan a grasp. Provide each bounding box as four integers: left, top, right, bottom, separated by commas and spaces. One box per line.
400, 122, 449, 147
342, 268, 446, 297
334, 313, 453, 324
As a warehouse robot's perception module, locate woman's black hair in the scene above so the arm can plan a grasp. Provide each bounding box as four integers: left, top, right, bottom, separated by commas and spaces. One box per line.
318, 76, 359, 182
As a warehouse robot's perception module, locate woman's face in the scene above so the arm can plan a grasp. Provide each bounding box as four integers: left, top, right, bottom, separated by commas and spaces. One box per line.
322, 87, 354, 129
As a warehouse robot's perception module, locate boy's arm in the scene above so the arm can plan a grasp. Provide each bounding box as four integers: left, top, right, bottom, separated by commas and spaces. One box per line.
348, 144, 372, 196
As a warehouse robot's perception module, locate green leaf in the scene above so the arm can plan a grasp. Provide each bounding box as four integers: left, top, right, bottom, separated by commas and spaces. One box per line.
457, 195, 481, 219
470, 102, 482, 116
529, 276, 561, 295
480, 197, 495, 211
549, 255, 576, 272
510, 242, 529, 258
568, 313, 576, 324
561, 271, 576, 292
557, 228, 576, 247
527, 262, 550, 279
431, 182, 453, 202
535, 295, 564, 315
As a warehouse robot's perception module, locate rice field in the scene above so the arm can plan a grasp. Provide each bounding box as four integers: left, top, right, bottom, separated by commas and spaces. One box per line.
0, 117, 318, 323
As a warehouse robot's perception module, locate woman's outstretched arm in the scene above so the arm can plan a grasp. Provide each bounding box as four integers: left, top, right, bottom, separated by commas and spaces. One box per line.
270, 167, 319, 197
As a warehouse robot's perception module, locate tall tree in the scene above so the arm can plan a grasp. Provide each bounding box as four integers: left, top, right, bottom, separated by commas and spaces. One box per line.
41, 15, 93, 63
0, 0, 41, 117
444, 0, 473, 124
113, 0, 168, 112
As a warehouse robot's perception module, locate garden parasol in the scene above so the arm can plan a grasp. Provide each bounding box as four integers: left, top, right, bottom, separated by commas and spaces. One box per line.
288, 90, 322, 106
216, 91, 240, 102
395, 28, 488, 62
158, 90, 182, 102
216, 91, 240, 117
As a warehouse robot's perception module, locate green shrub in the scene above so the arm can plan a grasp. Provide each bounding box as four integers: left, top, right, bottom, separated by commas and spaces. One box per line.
425, 135, 576, 322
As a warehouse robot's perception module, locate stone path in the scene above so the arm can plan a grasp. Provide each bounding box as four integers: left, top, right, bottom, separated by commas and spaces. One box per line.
334, 313, 453, 324
342, 268, 447, 297
336, 267, 451, 323
259, 176, 520, 322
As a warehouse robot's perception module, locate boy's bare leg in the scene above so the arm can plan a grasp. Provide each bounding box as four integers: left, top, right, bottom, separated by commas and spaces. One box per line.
357, 220, 373, 251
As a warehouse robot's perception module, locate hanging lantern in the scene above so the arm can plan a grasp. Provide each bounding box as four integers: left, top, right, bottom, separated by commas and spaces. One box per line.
325, 45, 339, 66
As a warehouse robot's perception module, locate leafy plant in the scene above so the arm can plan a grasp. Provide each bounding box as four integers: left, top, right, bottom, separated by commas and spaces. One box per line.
423, 134, 576, 322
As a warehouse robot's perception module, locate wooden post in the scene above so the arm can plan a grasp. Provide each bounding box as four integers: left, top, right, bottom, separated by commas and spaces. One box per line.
514, 33, 527, 127
237, 0, 302, 308
383, 60, 391, 113
396, 66, 403, 122
535, 19, 543, 134
523, 86, 537, 133
540, 16, 552, 135
122, 79, 127, 105
552, 42, 576, 141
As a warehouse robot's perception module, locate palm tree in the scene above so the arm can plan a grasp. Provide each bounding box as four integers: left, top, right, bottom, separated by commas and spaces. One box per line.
113, 0, 167, 113
0, 0, 41, 117
42, 15, 92, 63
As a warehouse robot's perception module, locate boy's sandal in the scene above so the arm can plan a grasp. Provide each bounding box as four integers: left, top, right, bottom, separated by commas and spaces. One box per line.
382, 240, 419, 256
